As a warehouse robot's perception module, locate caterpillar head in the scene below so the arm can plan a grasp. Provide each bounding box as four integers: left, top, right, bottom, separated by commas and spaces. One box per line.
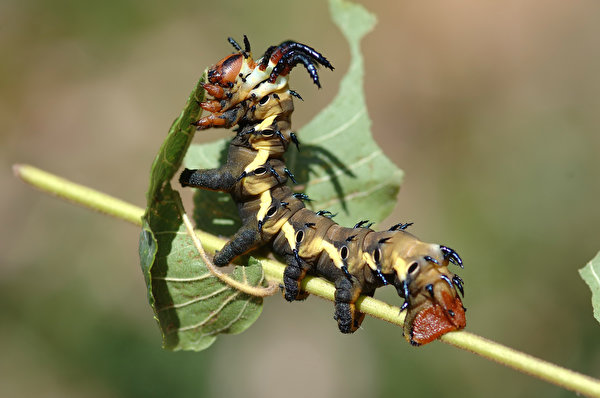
200, 36, 257, 113
207, 53, 244, 89
205, 36, 254, 92
204, 36, 300, 107
202, 51, 257, 107
196, 37, 332, 130
379, 233, 466, 345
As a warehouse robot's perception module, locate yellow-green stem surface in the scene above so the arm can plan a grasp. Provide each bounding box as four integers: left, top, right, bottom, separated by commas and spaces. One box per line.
14, 163, 600, 398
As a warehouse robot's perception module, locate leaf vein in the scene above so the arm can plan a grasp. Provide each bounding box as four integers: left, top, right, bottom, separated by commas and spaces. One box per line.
175, 290, 241, 332
309, 108, 366, 144
317, 169, 403, 209
591, 264, 600, 289
204, 297, 252, 336
154, 274, 212, 282
157, 286, 230, 311
307, 149, 382, 186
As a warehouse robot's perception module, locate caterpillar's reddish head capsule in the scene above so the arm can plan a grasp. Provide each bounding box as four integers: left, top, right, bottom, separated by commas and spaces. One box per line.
207, 53, 243, 87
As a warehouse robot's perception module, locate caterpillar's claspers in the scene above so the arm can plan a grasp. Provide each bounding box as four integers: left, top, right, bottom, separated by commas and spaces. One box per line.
379, 235, 465, 345
180, 37, 466, 345
405, 268, 466, 346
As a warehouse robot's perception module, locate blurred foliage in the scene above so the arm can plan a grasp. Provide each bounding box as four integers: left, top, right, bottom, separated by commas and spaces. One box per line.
1, 277, 214, 397
4, 0, 600, 397
580, 251, 600, 325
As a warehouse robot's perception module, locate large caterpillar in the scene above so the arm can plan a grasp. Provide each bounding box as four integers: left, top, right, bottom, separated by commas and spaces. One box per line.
179, 36, 466, 345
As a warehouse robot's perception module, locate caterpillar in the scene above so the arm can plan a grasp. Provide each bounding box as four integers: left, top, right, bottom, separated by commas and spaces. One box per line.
179, 36, 466, 345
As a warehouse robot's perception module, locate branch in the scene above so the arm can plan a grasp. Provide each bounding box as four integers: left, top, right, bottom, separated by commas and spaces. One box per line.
14, 163, 600, 398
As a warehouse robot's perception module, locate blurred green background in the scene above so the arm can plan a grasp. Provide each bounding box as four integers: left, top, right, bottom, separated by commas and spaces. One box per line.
3, 0, 600, 397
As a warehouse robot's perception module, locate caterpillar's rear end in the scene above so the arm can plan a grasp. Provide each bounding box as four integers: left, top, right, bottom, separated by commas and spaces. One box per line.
179, 36, 466, 345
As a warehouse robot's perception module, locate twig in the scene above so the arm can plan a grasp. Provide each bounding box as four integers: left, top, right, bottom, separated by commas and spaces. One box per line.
14, 163, 600, 398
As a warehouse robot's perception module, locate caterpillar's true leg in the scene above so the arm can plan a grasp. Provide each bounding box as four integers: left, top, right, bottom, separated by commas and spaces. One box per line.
334, 277, 372, 333
282, 251, 310, 301
192, 102, 249, 130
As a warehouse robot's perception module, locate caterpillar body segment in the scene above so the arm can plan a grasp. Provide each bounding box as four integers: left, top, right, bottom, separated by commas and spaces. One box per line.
180, 37, 466, 345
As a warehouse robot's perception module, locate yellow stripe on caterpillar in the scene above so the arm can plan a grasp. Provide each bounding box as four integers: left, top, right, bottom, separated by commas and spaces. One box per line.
362, 251, 377, 271
243, 115, 279, 173
320, 239, 344, 270
255, 114, 277, 131
255, 190, 272, 223
280, 221, 297, 250
244, 151, 270, 174
392, 257, 408, 278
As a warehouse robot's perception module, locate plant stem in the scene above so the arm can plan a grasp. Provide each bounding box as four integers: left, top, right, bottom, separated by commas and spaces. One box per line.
14, 163, 600, 398
441, 332, 600, 397
14, 164, 145, 226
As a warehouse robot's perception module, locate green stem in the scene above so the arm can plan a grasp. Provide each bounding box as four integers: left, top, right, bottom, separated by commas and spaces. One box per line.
440, 332, 600, 397
14, 163, 600, 398
14, 164, 145, 226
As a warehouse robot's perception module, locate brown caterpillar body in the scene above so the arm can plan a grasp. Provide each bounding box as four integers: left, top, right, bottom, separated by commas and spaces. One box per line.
180, 36, 465, 345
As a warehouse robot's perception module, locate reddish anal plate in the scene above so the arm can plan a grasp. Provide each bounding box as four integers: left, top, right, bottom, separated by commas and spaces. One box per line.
409, 291, 466, 346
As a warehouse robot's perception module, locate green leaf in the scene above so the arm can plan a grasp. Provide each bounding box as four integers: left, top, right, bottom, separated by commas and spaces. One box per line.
579, 250, 600, 325
145, 75, 204, 204
289, 0, 401, 227
139, 75, 264, 351
186, 0, 402, 231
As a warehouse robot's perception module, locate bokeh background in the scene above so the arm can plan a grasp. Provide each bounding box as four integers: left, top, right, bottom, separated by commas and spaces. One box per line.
3, 0, 600, 397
